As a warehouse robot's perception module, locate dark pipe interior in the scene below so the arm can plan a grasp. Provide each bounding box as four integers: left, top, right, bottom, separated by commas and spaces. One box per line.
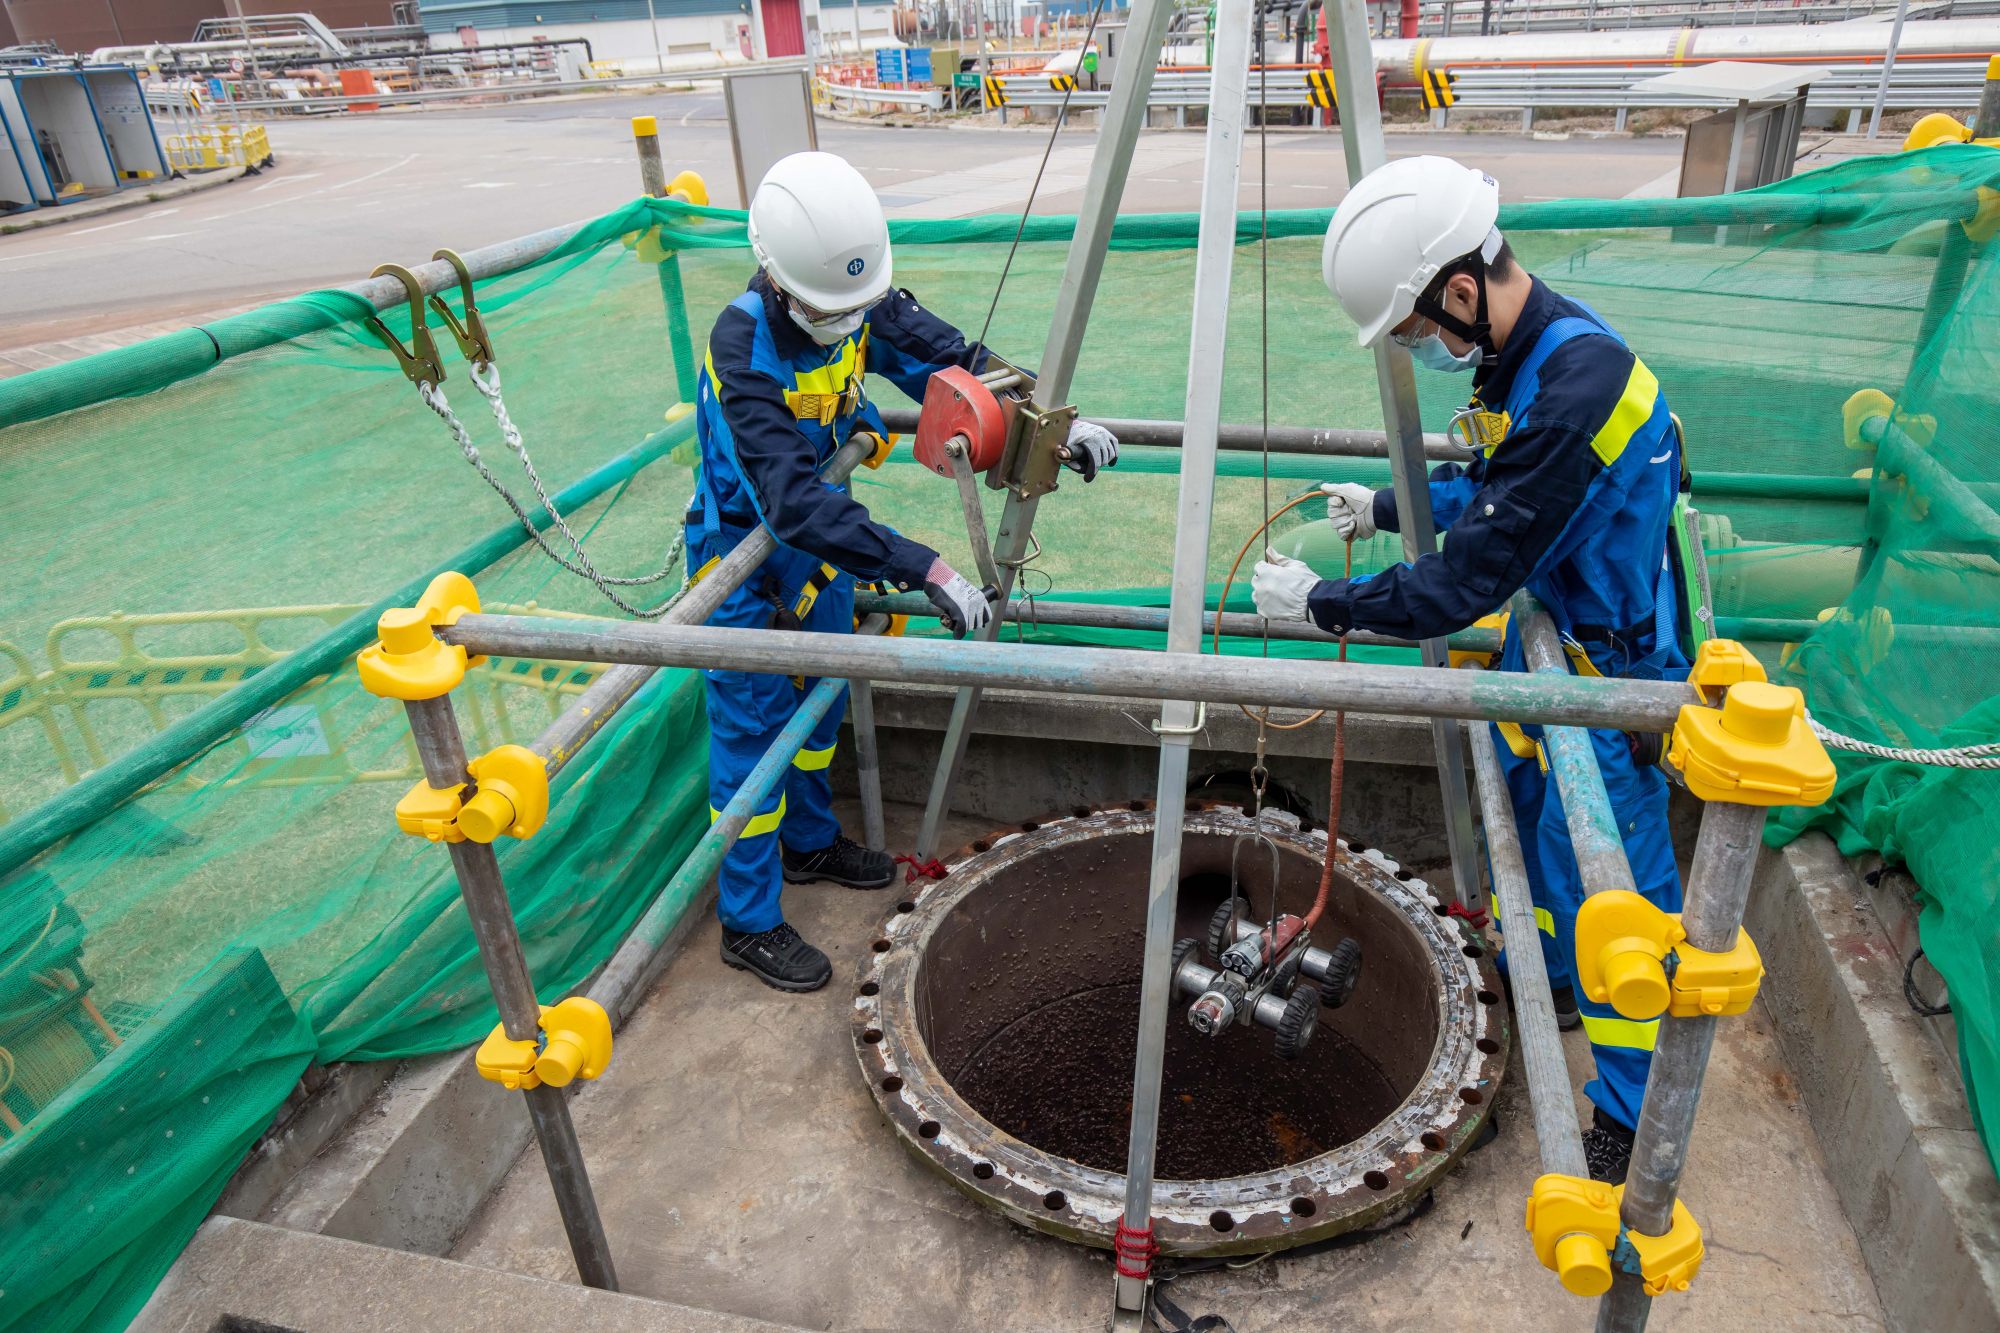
917, 824, 1443, 1179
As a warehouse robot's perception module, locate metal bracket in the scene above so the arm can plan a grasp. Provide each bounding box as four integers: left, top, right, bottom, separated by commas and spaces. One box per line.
991, 398, 1077, 499
427, 247, 497, 366
1150, 701, 1207, 737
946, 440, 1004, 592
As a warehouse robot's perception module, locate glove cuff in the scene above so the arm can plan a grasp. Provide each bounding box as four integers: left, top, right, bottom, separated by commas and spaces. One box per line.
924, 556, 959, 587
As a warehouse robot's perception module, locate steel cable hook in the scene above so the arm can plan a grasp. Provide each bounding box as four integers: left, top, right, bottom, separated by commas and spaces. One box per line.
428, 248, 497, 367
366, 262, 446, 388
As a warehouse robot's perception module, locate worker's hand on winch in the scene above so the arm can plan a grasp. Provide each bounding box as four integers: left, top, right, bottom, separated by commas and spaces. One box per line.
1251, 549, 1320, 623
1320, 482, 1378, 542
1061, 420, 1119, 482
923, 558, 994, 639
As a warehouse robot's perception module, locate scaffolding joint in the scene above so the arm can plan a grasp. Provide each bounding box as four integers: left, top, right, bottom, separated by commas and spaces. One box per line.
357, 572, 484, 701
1576, 888, 1764, 1022
1668, 676, 1836, 807
476, 996, 614, 1091
392, 742, 549, 845
1448, 611, 1508, 670
1524, 1173, 1621, 1297
1612, 1193, 1706, 1297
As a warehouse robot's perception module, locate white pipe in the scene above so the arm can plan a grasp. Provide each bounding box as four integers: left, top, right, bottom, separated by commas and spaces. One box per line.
1371, 16, 2000, 83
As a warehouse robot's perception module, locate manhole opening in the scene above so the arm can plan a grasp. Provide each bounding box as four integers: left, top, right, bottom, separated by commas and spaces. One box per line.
917, 827, 1444, 1180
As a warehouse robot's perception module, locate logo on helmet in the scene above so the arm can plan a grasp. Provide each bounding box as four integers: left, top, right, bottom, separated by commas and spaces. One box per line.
847, 257, 865, 276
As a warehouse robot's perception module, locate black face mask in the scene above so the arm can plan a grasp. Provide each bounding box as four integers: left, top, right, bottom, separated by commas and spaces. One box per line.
1412, 261, 1496, 362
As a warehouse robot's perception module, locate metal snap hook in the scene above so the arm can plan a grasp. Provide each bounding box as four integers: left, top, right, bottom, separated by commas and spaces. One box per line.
366, 262, 447, 388
428, 248, 496, 366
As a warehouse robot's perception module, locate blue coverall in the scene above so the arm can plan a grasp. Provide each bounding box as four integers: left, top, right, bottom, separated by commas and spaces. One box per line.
1306, 278, 1688, 1129
690, 273, 987, 934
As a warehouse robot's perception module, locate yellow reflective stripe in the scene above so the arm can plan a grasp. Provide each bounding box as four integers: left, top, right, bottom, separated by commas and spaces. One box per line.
1492, 893, 1557, 938
792, 744, 836, 772
1581, 1013, 1660, 1052
713, 794, 786, 837
788, 333, 865, 398
1587, 356, 1661, 466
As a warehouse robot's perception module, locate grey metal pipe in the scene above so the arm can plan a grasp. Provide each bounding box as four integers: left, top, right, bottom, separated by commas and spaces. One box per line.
852, 591, 1506, 653
443, 611, 1700, 732
585, 617, 889, 1021
531, 435, 873, 780
1516, 602, 1640, 897
873, 407, 1464, 462
850, 678, 888, 852
1116, 0, 1256, 1314
1465, 714, 1588, 1180
913, 0, 1177, 871
1596, 800, 1769, 1332
402, 696, 618, 1290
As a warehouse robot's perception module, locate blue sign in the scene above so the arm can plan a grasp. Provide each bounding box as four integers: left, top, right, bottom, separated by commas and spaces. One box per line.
874, 47, 932, 84
208, 77, 227, 100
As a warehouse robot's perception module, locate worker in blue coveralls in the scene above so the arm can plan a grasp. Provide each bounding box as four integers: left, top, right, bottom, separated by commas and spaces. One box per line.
692, 151, 1119, 994
1252, 156, 1687, 1184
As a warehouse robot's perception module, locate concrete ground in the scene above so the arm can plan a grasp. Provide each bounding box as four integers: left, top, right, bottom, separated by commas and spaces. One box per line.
0, 88, 1683, 369
453, 798, 1886, 1332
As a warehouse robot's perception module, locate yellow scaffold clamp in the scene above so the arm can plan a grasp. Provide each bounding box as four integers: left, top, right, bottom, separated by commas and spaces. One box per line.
1526, 1175, 1706, 1298
392, 744, 551, 845
1667, 663, 1836, 808
1448, 610, 1509, 671
1575, 889, 1765, 1021
476, 996, 614, 1091
357, 572, 485, 701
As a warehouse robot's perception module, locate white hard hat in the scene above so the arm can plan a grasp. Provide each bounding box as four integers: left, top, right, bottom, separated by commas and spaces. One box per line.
1322, 156, 1502, 347
748, 151, 893, 314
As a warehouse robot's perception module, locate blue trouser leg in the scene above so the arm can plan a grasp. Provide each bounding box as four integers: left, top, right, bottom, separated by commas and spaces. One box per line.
1491, 723, 1572, 993
780, 572, 854, 856
1530, 725, 1681, 1129
695, 526, 846, 934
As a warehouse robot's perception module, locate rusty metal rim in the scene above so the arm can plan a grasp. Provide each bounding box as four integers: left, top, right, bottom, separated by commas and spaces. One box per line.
852, 801, 1510, 1256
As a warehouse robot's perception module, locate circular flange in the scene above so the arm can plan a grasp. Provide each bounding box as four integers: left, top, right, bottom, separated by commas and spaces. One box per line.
852, 801, 1510, 1256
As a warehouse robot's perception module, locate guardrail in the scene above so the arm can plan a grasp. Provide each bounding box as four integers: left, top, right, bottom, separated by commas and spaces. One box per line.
216, 58, 812, 113
981, 58, 1983, 118
988, 65, 1338, 108
816, 79, 947, 112
1411, 0, 2000, 33
1441, 58, 1990, 116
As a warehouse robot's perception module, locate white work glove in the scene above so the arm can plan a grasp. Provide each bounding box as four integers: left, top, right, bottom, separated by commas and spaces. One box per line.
1061, 419, 1119, 482
923, 557, 994, 639
1321, 482, 1378, 542
1251, 549, 1320, 623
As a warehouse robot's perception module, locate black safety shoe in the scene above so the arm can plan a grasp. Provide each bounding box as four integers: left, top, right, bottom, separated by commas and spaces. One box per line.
782, 835, 894, 889
721, 922, 832, 992
1552, 984, 1582, 1032
1584, 1107, 1636, 1184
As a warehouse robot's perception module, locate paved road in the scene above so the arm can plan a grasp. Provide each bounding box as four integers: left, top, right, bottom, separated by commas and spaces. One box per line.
1, 88, 1679, 349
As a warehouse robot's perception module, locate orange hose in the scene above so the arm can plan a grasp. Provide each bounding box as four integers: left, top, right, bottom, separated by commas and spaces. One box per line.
1212, 491, 1352, 932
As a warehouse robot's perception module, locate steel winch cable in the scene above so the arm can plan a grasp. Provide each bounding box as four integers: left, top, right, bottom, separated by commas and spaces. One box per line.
966, 0, 1114, 365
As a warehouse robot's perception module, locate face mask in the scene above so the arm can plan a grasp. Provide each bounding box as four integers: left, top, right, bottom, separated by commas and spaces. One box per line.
787, 303, 867, 346
1410, 334, 1482, 374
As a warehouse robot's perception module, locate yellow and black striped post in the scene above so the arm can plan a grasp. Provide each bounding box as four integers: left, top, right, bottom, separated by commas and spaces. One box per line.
982, 74, 1008, 108
1050, 72, 1079, 93
1305, 67, 1338, 110
1421, 66, 1456, 110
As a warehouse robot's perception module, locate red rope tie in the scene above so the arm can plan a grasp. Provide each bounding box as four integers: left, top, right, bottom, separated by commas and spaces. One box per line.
894, 854, 948, 884
1447, 901, 1490, 930
1113, 1221, 1158, 1279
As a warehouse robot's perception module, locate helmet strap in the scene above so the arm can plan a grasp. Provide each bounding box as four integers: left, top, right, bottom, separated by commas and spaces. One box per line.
1413, 260, 1495, 360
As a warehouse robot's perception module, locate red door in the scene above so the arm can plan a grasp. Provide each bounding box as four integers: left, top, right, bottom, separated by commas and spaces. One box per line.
762, 0, 806, 58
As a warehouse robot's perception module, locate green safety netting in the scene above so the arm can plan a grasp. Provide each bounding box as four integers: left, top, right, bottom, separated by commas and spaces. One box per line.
0, 143, 1997, 1329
